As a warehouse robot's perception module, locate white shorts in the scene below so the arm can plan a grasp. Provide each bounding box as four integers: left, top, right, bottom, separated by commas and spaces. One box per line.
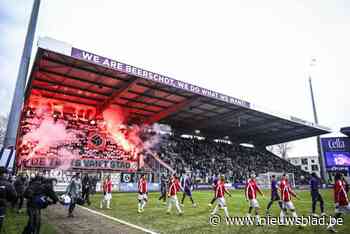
104, 193, 112, 200
249, 199, 260, 208
138, 193, 148, 201
169, 195, 178, 203
335, 204, 350, 214
167, 195, 182, 212
282, 201, 295, 210
217, 197, 226, 207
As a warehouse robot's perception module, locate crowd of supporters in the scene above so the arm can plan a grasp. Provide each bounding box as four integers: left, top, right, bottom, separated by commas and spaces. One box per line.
19, 107, 135, 161
18, 106, 311, 185
158, 136, 311, 185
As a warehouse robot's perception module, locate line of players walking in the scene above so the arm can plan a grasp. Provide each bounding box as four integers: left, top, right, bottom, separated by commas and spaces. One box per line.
138, 171, 349, 232
0, 167, 349, 233
209, 172, 349, 232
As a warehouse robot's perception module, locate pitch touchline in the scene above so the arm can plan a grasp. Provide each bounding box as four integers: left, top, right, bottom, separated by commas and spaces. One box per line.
78, 205, 159, 234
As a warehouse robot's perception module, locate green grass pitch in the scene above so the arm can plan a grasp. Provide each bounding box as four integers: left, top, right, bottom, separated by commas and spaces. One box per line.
88, 189, 350, 234
2, 208, 57, 234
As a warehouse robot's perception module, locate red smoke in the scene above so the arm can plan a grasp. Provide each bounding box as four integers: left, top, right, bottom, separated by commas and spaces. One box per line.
102, 107, 144, 159
19, 96, 162, 170
22, 117, 78, 154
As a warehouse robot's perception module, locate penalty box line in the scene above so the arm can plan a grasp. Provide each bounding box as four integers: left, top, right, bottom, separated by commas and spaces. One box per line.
78, 205, 159, 234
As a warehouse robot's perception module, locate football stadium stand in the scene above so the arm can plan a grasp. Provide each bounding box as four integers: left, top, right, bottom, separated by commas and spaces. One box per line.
9, 37, 331, 184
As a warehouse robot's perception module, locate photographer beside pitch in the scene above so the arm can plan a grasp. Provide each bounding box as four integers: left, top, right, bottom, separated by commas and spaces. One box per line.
0, 167, 17, 232
22, 175, 58, 234
12, 173, 27, 213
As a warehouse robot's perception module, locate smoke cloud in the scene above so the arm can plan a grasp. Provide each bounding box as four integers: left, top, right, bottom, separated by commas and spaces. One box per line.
19, 100, 164, 171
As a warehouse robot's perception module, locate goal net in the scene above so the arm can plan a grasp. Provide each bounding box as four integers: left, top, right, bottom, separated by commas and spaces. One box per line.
256, 172, 295, 189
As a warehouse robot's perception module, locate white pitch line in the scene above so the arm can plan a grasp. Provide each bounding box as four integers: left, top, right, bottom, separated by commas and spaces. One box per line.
78, 205, 159, 234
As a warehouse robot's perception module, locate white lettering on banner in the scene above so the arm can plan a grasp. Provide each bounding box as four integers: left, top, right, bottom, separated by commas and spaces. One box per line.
117, 62, 123, 70
82, 52, 93, 60
102, 59, 110, 66
20, 157, 137, 171
132, 67, 137, 75
72, 48, 250, 108
328, 138, 345, 150
220, 94, 228, 102
177, 81, 188, 90
329, 166, 348, 171
110, 61, 117, 69
93, 55, 100, 63
137, 68, 143, 76
201, 89, 218, 98
230, 97, 246, 106
190, 85, 200, 93
142, 70, 148, 78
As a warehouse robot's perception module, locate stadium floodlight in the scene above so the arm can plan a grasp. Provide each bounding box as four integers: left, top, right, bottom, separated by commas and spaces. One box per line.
194, 129, 200, 134
4, 0, 41, 148
308, 58, 327, 182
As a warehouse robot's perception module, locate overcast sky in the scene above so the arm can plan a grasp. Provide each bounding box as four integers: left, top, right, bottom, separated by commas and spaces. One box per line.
1, 0, 349, 157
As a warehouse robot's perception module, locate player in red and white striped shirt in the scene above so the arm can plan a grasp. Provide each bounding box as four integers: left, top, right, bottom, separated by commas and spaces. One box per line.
327, 173, 350, 232
100, 175, 112, 209
245, 174, 264, 221
166, 174, 183, 215
137, 174, 148, 213
279, 174, 299, 222
210, 176, 231, 217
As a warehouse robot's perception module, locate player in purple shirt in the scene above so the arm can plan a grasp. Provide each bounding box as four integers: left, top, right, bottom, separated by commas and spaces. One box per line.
208, 174, 219, 207
310, 172, 325, 216
180, 173, 197, 207
265, 175, 282, 215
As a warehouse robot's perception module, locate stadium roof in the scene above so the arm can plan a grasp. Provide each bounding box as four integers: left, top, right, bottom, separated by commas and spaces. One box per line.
24, 37, 331, 146
341, 127, 350, 137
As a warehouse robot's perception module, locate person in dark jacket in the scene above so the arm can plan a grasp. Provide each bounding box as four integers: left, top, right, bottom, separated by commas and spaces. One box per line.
92, 176, 98, 194
0, 167, 17, 232
82, 174, 91, 205
66, 173, 82, 217
22, 176, 58, 234
158, 174, 168, 204
13, 173, 27, 213
265, 175, 282, 215
310, 172, 325, 216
